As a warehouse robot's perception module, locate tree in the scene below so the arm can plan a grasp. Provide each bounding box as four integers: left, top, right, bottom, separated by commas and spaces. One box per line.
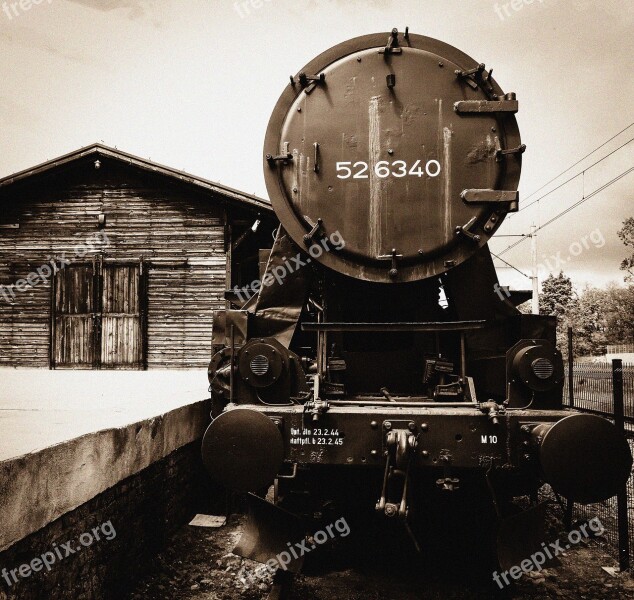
539, 271, 574, 319
539, 272, 576, 351
569, 286, 609, 356
618, 217, 634, 282
536, 268, 634, 358
602, 283, 634, 345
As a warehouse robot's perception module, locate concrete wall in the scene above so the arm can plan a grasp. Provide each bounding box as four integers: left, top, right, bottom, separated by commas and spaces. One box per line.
0, 441, 218, 600
0, 399, 211, 553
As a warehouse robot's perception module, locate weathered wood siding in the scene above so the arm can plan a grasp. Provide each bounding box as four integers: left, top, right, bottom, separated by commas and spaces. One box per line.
54, 265, 97, 368
101, 265, 142, 368
147, 266, 226, 367
0, 160, 228, 368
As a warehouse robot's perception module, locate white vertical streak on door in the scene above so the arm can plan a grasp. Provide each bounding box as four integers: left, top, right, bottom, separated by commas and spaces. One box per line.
368, 96, 382, 258
443, 126, 452, 241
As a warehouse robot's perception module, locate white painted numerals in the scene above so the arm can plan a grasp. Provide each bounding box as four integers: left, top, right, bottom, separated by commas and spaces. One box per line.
336, 159, 441, 179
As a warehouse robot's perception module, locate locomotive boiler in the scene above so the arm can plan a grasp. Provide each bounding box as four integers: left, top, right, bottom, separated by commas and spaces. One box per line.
202, 29, 632, 579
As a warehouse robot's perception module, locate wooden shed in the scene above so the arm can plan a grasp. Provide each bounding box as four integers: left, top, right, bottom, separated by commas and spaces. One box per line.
0, 144, 275, 369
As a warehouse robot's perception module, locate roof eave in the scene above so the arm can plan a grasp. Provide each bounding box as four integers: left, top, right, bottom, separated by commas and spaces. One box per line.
0, 143, 273, 214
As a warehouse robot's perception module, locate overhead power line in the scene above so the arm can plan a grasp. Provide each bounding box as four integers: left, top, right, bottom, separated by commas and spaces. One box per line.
490, 251, 532, 279
537, 166, 634, 230
520, 121, 634, 208
498, 165, 634, 256
518, 135, 634, 213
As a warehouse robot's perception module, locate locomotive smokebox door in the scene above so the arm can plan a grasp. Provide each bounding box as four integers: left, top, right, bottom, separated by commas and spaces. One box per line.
264, 31, 522, 282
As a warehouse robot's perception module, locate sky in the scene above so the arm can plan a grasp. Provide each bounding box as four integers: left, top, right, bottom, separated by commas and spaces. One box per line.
1, 0, 633, 293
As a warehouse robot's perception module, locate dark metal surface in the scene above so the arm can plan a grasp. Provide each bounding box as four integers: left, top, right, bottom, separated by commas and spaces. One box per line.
301, 320, 486, 332
263, 31, 522, 283
201, 409, 285, 493
506, 338, 564, 409
536, 414, 633, 503
256, 403, 569, 468
234, 493, 304, 574
497, 503, 551, 572
200, 29, 633, 574
454, 99, 519, 113
251, 227, 311, 348
612, 359, 630, 571
238, 339, 287, 388
461, 189, 519, 203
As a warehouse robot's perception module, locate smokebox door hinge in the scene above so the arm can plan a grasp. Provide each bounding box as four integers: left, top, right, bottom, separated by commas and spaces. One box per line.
455, 63, 486, 90
494, 136, 526, 161
455, 216, 481, 243
378, 248, 403, 279
379, 28, 403, 58
266, 142, 293, 166
291, 72, 326, 95
303, 216, 325, 245
461, 189, 519, 212
454, 97, 519, 114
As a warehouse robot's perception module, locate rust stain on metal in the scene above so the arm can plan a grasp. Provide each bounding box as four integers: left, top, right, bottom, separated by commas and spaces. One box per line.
402, 104, 424, 126
465, 137, 496, 164
343, 77, 357, 102
309, 448, 326, 462
343, 132, 358, 149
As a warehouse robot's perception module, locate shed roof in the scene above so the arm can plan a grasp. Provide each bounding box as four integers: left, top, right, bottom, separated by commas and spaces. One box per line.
0, 143, 273, 214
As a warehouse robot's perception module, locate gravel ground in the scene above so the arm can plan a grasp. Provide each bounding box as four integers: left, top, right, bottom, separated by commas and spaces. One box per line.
127, 513, 634, 600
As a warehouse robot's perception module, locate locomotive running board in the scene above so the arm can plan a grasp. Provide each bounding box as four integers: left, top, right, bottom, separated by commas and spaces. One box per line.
496, 502, 556, 572
234, 493, 305, 574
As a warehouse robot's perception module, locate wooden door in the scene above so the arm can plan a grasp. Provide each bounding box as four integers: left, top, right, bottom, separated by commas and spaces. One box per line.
101, 265, 143, 368
53, 263, 145, 369
53, 265, 97, 368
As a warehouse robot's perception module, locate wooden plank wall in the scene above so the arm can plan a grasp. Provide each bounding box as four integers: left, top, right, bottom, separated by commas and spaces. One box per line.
147, 266, 226, 367
54, 265, 97, 367
101, 265, 142, 368
0, 160, 229, 368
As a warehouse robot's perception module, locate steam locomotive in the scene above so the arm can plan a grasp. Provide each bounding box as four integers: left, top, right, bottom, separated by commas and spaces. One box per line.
202, 29, 632, 581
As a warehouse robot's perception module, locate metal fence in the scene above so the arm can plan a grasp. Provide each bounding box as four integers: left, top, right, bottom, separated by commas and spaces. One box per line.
562, 360, 634, 570
607, 344, 634, 354
564, 361, 634, 425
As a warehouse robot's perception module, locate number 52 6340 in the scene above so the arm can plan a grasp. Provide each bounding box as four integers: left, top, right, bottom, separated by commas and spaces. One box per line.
336, 159, 441, 179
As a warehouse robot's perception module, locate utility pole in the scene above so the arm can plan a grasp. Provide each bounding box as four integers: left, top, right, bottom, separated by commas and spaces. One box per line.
530, 224, 539, 315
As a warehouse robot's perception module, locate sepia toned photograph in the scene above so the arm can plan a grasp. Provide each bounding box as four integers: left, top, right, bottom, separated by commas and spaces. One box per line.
1, 1, 633, 598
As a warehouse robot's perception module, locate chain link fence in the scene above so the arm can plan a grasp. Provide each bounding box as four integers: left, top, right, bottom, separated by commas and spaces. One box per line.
562, 360, 634, 570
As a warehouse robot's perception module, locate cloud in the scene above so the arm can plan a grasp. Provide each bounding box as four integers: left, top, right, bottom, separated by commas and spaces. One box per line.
65, 0, 149, 20
307, 0, 395, 6
0, 24, 91, 63
285, 0, 395, 14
